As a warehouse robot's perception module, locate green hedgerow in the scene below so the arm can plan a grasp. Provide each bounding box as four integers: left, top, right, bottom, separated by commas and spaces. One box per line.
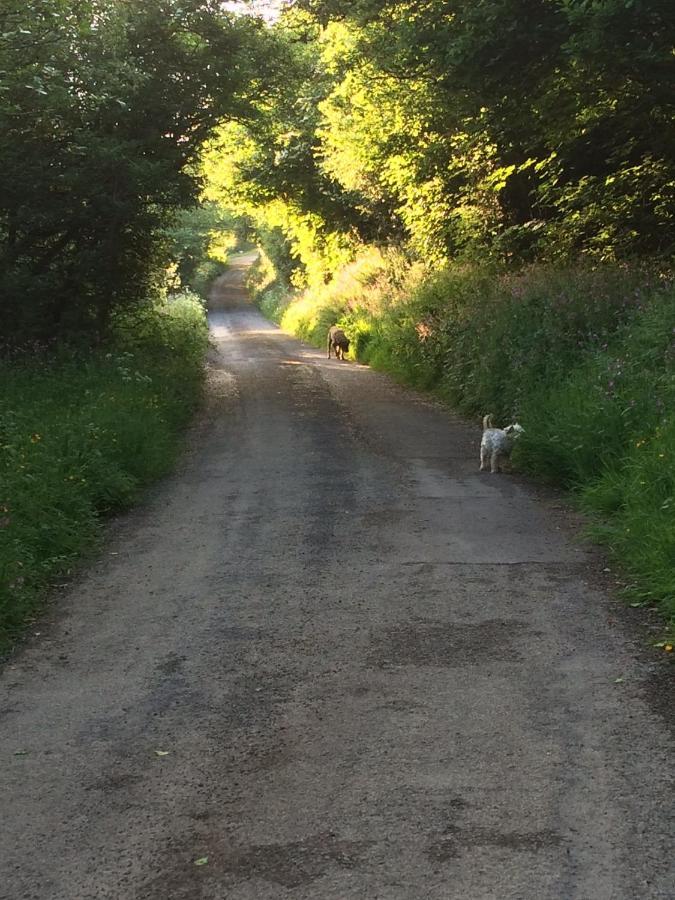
0, 292, 209, 648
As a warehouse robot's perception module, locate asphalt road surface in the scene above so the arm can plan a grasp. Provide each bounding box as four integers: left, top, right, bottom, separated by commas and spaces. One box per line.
1, 254, 672, 899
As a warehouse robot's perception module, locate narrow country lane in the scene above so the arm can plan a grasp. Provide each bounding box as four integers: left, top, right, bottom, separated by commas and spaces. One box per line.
1, 254, 672, 900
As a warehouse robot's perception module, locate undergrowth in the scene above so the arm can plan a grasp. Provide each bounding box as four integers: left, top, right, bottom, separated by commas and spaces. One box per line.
0, 292, 209, 649
251, 249, 675, 630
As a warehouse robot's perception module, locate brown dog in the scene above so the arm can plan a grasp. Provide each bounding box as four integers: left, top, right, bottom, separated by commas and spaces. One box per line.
327, 325, 350, 360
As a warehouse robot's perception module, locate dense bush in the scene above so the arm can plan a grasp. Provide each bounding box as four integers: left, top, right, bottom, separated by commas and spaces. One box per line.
0, 293, 209, 647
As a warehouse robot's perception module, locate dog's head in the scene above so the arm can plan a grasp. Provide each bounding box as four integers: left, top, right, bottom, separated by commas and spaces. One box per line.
504, 423, 524, 438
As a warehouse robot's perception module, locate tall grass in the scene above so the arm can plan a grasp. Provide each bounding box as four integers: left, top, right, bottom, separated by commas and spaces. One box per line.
253, 250, 675, 627
0, 293, 208, 648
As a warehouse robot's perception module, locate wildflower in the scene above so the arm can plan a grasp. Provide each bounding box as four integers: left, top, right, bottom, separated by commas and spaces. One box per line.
30, 433, 41, 443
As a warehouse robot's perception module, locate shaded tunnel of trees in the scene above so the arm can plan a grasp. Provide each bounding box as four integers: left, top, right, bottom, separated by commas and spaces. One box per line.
1, 0, 673, 344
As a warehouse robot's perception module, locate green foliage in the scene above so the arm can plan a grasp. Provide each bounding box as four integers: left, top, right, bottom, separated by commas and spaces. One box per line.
268, 0, 675, 264
199, 9, 377, 291
3, 0, 672, 338
247, 247, 296, 322
165, 204, 237, 294
259, 246, 409, 349
581, 418, 674, 612
0, 0, 271, 343
0, 294, 209, 647
518, 290, 675, 617
163, 201, 253, 299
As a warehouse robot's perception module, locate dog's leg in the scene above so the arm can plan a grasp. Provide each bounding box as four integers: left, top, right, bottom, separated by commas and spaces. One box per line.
480, 445, 489, 471
490, 450, 501, 474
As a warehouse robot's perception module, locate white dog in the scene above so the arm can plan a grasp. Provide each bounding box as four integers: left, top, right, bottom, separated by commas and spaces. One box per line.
480, 414, 524, 473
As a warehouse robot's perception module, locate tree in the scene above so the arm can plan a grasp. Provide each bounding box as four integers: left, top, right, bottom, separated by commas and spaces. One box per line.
0, 0, 270, 343
292, 0, 675, 261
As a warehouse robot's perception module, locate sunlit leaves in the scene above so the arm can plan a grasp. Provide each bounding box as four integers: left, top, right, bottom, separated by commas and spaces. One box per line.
286, 0, 675, 263
0, 0, 268, 343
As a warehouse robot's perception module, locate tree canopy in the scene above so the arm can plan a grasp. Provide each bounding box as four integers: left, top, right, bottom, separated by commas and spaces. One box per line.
206, 0, 674, 285
0, 0, 274, 341
2, 0, 673, 341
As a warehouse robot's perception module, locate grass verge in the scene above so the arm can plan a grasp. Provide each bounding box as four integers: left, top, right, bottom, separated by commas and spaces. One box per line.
0, 292, 209, 651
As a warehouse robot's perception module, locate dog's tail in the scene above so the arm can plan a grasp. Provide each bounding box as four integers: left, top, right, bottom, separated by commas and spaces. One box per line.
482, 414, 494, 431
